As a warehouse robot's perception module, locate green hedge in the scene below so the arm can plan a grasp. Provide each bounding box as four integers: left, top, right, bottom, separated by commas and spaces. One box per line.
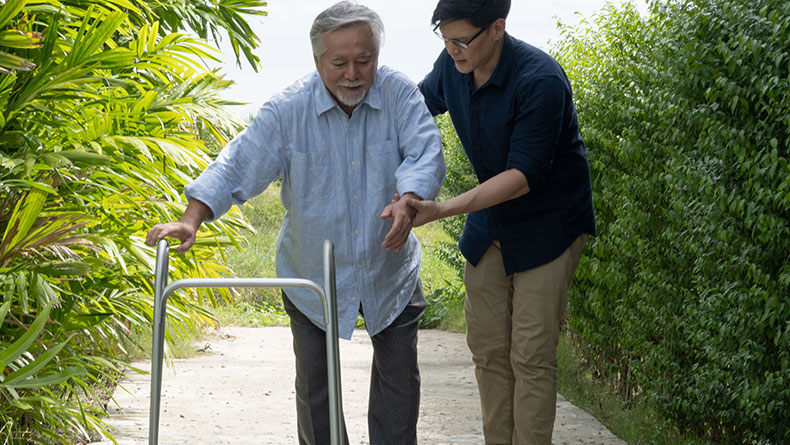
553, 0, 789, 442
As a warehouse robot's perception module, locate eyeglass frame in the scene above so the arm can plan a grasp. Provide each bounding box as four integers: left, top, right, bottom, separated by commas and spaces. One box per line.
433, 24, 489, 50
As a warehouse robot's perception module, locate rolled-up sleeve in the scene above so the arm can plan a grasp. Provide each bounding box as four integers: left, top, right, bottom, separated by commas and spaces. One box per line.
394, 84, 446, 201
507, 76, 565, 188
185, 104, 285, 222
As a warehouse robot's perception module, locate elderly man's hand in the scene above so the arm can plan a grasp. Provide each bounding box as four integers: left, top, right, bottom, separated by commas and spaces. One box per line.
144, 199, 210, 254
379, 193, 419, 251
145, 222, 199, 254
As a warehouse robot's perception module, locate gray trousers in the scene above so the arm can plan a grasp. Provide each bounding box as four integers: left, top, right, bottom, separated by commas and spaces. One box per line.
282, 281, 426, 445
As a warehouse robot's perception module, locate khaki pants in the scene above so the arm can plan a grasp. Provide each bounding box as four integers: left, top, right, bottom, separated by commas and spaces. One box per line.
464, 235, 589, 445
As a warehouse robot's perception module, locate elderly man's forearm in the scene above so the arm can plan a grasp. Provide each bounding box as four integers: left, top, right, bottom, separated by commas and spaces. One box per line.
179, 199, 211, 231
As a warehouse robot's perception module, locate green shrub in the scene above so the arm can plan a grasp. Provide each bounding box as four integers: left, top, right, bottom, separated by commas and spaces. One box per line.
0, 1, 266, 442
553, 0, 789, 442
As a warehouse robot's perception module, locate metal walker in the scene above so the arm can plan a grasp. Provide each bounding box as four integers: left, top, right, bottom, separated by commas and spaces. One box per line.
149, 239, 344, 444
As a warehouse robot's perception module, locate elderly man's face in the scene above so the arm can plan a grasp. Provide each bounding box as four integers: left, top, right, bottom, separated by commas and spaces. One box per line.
314, 22, 378, 115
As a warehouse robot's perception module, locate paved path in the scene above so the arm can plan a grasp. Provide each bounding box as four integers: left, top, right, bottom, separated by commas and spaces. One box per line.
91, 327, 625, 444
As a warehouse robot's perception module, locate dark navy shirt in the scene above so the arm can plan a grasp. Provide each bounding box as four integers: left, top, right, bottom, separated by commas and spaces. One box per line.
419, 33, 596, 275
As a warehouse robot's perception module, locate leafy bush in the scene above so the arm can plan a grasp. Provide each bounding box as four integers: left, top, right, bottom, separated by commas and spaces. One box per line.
553, 0, 789, 442
0, 0, 266, 442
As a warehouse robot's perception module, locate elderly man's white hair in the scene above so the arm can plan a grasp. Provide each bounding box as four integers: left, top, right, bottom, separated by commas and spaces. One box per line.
310, 1, 385, 59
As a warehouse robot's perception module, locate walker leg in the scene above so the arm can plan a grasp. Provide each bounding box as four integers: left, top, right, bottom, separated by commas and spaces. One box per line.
323, 240, 345, 444
149, 240, 169, 444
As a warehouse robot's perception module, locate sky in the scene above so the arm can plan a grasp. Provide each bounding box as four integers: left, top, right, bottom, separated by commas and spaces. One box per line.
210, 0, 647, 118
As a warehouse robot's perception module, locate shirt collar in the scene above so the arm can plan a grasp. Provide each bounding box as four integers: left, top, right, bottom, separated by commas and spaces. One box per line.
487, 32, 514, 88
312, 67, 385, 116
313, 73, 337, 116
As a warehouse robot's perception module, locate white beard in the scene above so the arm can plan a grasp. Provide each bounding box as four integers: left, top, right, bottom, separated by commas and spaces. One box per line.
334, 81, 367, 108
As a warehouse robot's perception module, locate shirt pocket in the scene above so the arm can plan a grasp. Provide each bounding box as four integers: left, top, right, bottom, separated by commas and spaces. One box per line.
289, 150, 335, 203
365, 139, 400, 193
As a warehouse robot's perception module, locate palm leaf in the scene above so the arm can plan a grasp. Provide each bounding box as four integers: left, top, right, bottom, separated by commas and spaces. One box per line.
4, 366, 87, 388
31, 261, 90, 276
1, 186, 50, 254
59, 312, 111, 331
0, 179, 57, 194
3, 334, 78, 385
57, 149, 110, 166
4, 64, 94, 117
65, 9, 127, 67
0, 212, 89, 266
0, 0, 28, 30
0, 49, 34, 72
0, 300, 10, 324
0, 30, 43, 49
0, 299, 54, 368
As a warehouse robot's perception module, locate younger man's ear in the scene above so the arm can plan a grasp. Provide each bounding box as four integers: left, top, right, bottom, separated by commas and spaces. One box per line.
493, 18, 506, 39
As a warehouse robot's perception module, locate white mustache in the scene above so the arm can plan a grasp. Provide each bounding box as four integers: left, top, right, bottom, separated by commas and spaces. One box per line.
337, 81, 364, 88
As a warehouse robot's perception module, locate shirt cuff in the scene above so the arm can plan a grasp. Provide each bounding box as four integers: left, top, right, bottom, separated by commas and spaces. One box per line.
397, 176, 442, 201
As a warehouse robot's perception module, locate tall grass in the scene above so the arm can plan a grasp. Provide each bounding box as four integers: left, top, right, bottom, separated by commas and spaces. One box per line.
224, 183, 285, 305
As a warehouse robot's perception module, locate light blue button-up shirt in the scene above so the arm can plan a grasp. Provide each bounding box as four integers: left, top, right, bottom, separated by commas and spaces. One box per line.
185, 66, 445, 339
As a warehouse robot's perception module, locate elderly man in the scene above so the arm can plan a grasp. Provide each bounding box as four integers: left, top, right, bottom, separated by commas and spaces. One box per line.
145, 2, 445, 444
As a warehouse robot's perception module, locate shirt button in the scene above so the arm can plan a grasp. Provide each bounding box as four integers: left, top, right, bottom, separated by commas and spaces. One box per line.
357, 263, 363, 268
352, 297, 357, 301
355, 229, 360, 235
351, 161, 356, 166
353, 195, 358, 200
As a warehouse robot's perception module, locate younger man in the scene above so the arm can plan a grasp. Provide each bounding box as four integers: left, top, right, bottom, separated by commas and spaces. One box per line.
400, 1, 596, 443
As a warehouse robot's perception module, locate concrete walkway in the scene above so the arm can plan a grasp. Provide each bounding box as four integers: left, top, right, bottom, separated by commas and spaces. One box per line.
91, 327, 625, 444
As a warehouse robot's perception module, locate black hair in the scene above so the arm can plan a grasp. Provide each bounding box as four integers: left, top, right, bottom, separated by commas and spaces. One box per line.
430, 0, 511, 29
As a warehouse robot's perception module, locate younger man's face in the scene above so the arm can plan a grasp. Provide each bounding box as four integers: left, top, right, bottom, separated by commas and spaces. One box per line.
438, 19, 500, 75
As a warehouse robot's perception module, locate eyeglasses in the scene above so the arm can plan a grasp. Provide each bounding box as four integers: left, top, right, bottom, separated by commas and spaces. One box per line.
433, 24, 488, 49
